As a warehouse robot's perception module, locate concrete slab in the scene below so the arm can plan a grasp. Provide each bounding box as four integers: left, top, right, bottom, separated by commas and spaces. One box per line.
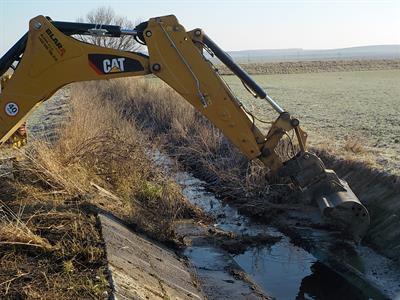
98, 213, 204, 300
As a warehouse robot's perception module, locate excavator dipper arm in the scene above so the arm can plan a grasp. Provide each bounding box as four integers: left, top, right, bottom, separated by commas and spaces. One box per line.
0, 15, 369, 239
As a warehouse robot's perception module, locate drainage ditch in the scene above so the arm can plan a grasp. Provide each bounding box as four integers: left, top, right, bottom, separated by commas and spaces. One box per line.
155, 152, 388, 299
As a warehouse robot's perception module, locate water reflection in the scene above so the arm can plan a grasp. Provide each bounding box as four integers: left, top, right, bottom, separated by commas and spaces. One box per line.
235, 247, 367, 299
234, 239, 315, 299
296, 263, 367, 300
156, 152, 370, 299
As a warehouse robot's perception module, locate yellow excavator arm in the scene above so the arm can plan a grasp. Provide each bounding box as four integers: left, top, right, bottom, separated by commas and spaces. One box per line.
0, 15, 369, 239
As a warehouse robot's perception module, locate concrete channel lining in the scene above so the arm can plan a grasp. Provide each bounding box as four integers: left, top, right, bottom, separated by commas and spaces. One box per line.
98, 213, 204, 300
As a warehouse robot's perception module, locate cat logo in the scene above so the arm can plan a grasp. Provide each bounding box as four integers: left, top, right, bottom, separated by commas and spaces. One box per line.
88, 54, 144, 75
103, 58, 125, 73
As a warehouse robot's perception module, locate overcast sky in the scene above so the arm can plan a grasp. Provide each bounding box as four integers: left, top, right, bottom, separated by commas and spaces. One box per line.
1, 0, 399, 55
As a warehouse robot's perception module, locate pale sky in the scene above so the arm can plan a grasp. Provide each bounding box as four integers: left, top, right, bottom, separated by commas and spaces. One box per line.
1, 0, 399, 55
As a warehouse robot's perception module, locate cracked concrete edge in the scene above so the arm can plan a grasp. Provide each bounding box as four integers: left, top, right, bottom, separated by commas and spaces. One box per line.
97, 212, 205, 300
95, 213, 120, 300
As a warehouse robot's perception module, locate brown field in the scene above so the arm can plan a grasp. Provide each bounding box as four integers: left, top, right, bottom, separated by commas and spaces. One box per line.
217, 59, 400, 75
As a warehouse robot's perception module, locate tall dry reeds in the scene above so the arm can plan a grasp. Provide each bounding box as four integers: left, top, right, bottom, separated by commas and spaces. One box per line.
81, 78, 295, 212
18, 80, 197, 240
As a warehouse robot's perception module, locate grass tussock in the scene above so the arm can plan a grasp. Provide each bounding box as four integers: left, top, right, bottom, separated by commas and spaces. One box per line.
0, 203, 52, 251
343, 137, 366, 154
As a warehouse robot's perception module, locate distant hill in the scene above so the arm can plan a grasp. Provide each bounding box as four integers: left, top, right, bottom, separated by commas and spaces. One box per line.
222, 45, 400, 63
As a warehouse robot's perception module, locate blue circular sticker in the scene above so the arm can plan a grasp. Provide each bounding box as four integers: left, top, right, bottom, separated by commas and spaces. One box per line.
5, 102, 19, 116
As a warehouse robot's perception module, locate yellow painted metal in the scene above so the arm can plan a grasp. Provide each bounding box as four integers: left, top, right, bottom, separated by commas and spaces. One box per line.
0, 14, 306, 172
1, 75, 27, 148
1, 75, 11, 91
144, 15, 266, 160
0, 16, 150, 145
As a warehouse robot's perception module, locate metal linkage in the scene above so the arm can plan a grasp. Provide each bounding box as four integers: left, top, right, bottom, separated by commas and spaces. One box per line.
0, 34, 28, 77
53, 21, 139, 37
156, 22, 207, 107
52, 21, 122, 37
120, 29, 139, 36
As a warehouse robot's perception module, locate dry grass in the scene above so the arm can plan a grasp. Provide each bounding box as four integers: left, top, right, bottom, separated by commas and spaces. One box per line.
65, 82, 198, 237
311, 135, 377, 169
94, 78, 263, 195
343, 137, 366, 154
13, 81, 199, 240
0, 78, 201, 298
0, 198, 110, 298
84, 78, 296, 214
0, 202, 53, 251
0, 152, 109, 298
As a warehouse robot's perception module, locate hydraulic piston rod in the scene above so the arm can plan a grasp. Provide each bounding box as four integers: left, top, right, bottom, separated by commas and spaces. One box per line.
203, 34, 285, 114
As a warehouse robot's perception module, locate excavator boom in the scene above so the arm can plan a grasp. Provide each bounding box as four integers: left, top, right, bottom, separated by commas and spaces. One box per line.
0, 15, 370, 239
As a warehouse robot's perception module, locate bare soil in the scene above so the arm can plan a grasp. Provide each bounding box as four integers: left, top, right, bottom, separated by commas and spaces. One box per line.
217, 59, 400, 75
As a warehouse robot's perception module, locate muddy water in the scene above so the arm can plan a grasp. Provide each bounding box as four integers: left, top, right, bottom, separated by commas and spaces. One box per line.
156, 153, 367, 299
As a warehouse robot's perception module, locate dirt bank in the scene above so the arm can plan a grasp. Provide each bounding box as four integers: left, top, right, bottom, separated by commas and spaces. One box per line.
0, 173, 111, 298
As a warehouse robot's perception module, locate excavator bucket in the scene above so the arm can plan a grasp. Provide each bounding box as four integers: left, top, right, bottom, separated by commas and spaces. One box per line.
279, 151, 370, 240
317, 180, 370, 239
